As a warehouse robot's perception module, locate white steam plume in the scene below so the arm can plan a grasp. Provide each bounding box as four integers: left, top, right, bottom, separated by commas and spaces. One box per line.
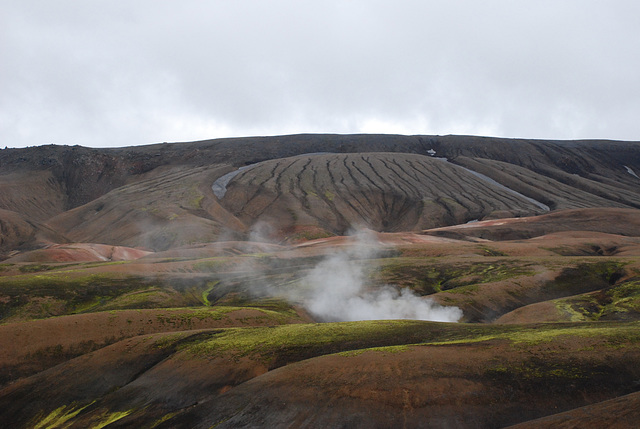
300, 230, 463, 323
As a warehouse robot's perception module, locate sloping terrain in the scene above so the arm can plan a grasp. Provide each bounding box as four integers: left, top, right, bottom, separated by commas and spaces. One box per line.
1, 134, 640, 427
1, 320, 639, 428
0, 208, 68, 260
424, 207, 640, 241
46, 165, 241, 250
508, 390, 640, 428
0, 305, 309, 387
0, 225, 639, 427
160, 325, 640, 429
221, 152, 550, 235
3, 243, 151, 263
0, 134, 639, 249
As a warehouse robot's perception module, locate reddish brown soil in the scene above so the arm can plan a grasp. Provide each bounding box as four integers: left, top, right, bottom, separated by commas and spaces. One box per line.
143, 240, 286, 260
0, 307, 307, 387
2, 135, 640, 428
4, 243, 151, 263
432, 269, 563, 323
2, 327, 639, 428
507, 390, 640, 428
4, 211, 640, 265
0, 208, 68, 260
495, 301, 565, 324
0, 328, 273, 427
158, 339, 640, 428
425, 208, 640, 242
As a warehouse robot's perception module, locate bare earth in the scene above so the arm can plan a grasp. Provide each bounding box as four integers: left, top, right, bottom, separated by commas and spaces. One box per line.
1, 135, 640, 427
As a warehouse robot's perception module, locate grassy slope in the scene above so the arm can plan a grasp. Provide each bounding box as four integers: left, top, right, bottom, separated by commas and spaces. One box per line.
0, 305, 307, 387
162, 322, 640, 428
3, 320, 639, 428
1, 231, 639, 427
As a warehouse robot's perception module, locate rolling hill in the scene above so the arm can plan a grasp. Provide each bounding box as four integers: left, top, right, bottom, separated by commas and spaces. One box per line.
1, 134, 640, 427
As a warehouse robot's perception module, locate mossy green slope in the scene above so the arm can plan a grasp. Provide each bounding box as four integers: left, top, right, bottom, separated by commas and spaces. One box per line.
5, 319, 639, 429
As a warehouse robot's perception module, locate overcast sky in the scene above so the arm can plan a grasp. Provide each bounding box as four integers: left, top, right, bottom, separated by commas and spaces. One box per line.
2, 1, 639, 148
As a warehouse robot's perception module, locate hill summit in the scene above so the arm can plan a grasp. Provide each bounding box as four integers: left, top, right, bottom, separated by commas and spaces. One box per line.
1, 134, 639, 256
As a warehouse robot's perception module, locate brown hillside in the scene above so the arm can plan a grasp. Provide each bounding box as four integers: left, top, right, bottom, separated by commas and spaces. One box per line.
2, 135, 640, 428
0, 134, 639, 252
45, 165, 244, 250
507, 390, 640, 428
221, 152, 549, 235
0, 208, 68, 259
424, 207, 640, 241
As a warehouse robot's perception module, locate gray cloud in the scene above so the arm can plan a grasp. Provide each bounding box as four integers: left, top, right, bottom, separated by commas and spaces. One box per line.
1, 0, 639, 147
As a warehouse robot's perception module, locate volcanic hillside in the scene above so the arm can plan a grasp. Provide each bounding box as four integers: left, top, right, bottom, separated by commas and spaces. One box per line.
1, 134, 639, 255
2, 134, 640, 428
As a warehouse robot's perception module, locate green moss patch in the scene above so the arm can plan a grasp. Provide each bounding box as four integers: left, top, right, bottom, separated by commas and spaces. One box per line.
175, 320, 640, 365
0, 272, 196, 322
285, 229, 335, 242
32, 401, 95, 429
153, 305, 298, 328
337, 344, 411, 357
16, 263, 79, 274
0, 263, 15, 272
378, 258, 535, 295
182, 320, 428, 363
423, 322, 640, 348
478, 246, 508, 257
553, 279, 640, 321
192, 258, 238, 273
543, 261, 627, 297
485, 359, 589, 383
90, 409, 134, 428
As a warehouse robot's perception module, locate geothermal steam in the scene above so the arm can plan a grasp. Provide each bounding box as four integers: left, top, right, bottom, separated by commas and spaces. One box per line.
300, 231, 463, 322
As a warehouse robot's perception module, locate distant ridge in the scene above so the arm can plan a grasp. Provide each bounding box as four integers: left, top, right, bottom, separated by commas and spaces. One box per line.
0, 134, 639, 254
